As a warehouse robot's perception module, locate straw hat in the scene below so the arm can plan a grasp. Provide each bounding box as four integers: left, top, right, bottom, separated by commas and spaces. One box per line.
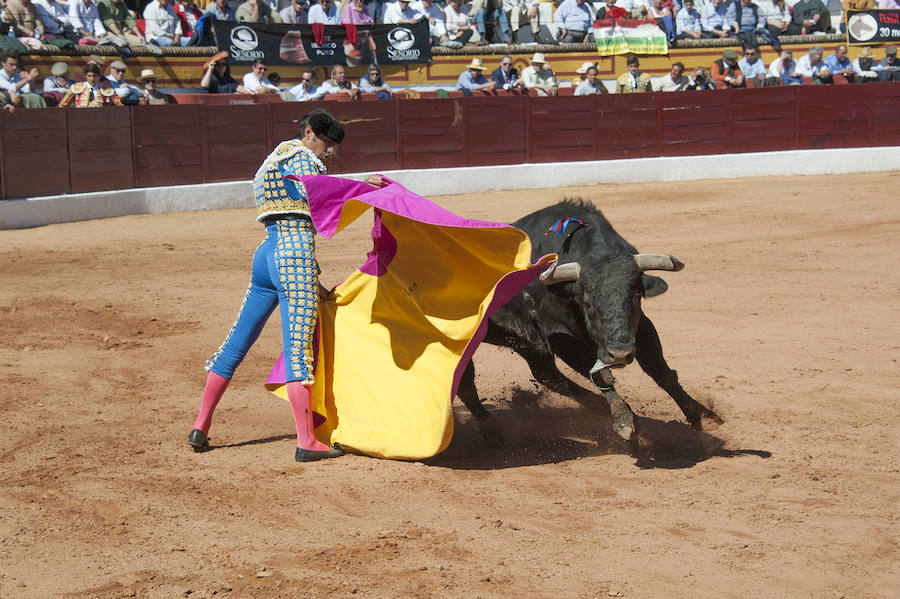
50, 61, 68, 77
465, 58, 486, 70
531, 52, 546, 64
138, 68, 158, 83
858, 47, 874, 59
575, 60, 596, 74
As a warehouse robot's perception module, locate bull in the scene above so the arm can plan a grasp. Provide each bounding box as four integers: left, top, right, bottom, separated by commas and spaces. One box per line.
457, 199, 722, 444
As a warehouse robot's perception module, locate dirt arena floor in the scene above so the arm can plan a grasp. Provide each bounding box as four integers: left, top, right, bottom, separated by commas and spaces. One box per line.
1, 172, 898, 598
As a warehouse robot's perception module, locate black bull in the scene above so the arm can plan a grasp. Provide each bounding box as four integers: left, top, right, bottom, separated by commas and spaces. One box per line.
456, 199, 722, 444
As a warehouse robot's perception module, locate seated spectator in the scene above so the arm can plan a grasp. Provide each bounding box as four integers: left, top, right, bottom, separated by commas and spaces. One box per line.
492, 55, 524, 90
812, 65, 833, 84
851, 46, 881, 83
59, 63, 121, 107
639, 0, 675, 42
701, 0, 738, 39
456, 57, 495, 95
760, 0, 790, 42
0, 49, 46, 107
685, 65, 716, 90
359, 64, 392, 99
823, 44, 853, 78
735, 0, 780, 51
33, 0, 76, 44
711, 48, 745, 87
174, 0, 203, 43
384, 0, 417, 23
795, 45, 826, 78
444, 0, 483, 45
242, 58, 280, 94
98, 0, 148, 55
144, 0, 189, 46
201, 52, 246, 93
657, 61, 689, 91
767, 49, 801, 84
676, 0, 707, 40
279, 0, 308, 23
504, 0, 541, 44
319, 64, 360, 98
467, 0, 511, 44
204, 0, 236, 20
878, 45, 900, 81
596, 0, 627, 19
106, 59, 142, 103
69, 0, 108, 43
787, 0, 831, 35
522, 52, 557, 96
3, 0, 47, 50
571, 60, 596, 87
411, 0, 449, 46
575, 64, 608, 95
308, 0, 340, 23
236, 0, 282, 23
137, 68, 173, 104
341, 0, 372, 23
554, 0, 593, 43
615, 54, 652, 93
42, 60, 71, 105
289, 69, 325, 100
738, 45, 767, 85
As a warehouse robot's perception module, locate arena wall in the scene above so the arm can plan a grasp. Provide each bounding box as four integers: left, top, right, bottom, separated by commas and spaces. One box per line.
2, 145, 898, 229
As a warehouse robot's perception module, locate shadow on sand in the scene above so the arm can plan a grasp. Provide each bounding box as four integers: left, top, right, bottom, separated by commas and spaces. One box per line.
425, 390, 770, 470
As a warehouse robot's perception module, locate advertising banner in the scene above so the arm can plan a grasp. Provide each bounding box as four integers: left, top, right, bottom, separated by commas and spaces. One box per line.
212, 19, 432, 67
847, 10, 900, 45
592, 19, 668, 57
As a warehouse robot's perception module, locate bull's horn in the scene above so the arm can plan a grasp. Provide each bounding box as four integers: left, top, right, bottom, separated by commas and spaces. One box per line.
539, 262, 581, 284
634, 254, 685, 272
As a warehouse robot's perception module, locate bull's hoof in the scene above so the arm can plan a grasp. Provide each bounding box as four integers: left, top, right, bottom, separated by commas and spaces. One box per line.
477, 417, 508, 449
188, 429, 210, 452
612, 410, 635, 441
690, 410, 724, 432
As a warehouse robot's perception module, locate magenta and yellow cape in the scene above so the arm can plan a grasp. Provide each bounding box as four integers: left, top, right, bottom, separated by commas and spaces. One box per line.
264, 175, 555, 460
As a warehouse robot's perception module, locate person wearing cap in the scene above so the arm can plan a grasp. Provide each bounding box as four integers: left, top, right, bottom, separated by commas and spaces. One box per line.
188, 108, 390, 462
711, 48, 746, 87
106, 59, 141, 103
879, 45, 900, 81
571, 60, 596, 87
358, 64, 392, 99
410, 0, 449, 46
0, 49, 46, 108
280, 0, 308, 23
97, 0, 146, 50
59, 62, 122, 107
307, 0, 340, 24
700, 0, 738, 38
444, 0, 483, 45
575, 64, 608, 95
43, 61, 72, 96
68, 0, 108, 43
554, 0, 594, 43
136, 68, 172, 104
521, 52, 557, 96
491, 54, 523, 91
143, 0, 188, 46
3, 0, 47, 50
656, 61, 689, 91
615, 54, 651, 93
319, 64, 360, 98
455, 57, 495, 95
850, 46, 881, 83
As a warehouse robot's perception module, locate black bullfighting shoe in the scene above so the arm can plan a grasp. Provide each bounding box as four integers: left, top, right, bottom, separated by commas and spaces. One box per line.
295, 443, 345, 462
187, 429, 210, 452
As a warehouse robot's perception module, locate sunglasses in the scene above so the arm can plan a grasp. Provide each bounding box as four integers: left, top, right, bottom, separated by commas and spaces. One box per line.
501, 62, 511, 66
301, 77, 312, 81
255, 66, 267, 71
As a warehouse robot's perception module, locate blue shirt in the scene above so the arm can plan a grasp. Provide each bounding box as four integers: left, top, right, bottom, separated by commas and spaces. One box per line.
554, 0, 593, 34
824, 54, 851, 73
456, 69, 487, 91
676, 7, 701, 34
701, 1, 736, 31
738, 56, 766, 78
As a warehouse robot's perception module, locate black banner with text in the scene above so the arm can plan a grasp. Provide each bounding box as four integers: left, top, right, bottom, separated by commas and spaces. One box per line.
212, 19, 432, 67
847, 10, 900, 44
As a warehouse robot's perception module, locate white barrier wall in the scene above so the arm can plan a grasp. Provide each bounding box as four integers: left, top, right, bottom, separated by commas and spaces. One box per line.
2, 147, 899, 229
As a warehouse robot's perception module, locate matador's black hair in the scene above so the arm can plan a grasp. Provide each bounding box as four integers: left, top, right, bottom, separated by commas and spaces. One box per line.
296, 109, 345, 144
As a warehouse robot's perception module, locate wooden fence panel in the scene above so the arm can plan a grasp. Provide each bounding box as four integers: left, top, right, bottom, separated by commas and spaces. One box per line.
330, 101, 400, 173
464, 95, 526, 166
529, 96, 594, 163
593, 93, 660, 159
797, 85, 868, 149
397, 99, 464, 169
132, 105, 204, 188
660, 91, 730, 156
204, 104, 270, 182
68, 107, 134, 193
0, 108, 69, 198
866, 82, 900, 147
730, 86, 797, 153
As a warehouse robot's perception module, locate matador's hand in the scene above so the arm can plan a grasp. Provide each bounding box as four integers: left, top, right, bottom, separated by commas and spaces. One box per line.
365, 174, 387, 188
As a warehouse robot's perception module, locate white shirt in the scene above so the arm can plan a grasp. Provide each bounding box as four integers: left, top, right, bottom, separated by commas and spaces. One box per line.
410, 0, 446, 37
383, 1, 418, 24
143, 0, 183, 39
502, 0, 539, 11
794, 54, 824, 77
68, 0, 106, 36
242, 71, 279, 93
289, 82, 325, 100
318, 78, 356, 94
279, 5, 307, 23
767, 56, 795, 77
0, 69, 31, 94
44, 76, 71, 92
307, 2, 340, 23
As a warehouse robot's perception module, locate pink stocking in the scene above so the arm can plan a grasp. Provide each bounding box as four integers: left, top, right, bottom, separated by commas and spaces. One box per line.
192, 371, 230, 434
287, 381, 330, 452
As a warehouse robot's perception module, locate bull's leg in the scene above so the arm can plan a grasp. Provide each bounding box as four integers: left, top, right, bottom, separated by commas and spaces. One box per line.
456, 359, 507, 448
635, 314, 723, 430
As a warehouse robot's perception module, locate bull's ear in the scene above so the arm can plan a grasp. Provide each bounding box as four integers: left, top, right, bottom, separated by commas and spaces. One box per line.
642, 275, 668, 298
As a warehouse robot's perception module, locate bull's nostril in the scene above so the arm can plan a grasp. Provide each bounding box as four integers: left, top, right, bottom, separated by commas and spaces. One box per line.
606, 349, 634, 365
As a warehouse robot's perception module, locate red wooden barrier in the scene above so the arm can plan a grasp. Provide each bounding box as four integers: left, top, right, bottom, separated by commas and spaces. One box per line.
868, 82, 900, 147
464, 95, 526, 166
397, 98, 465, 169
593, 93, 659, 160
660, 90, 730, 156
0, 108, 69, 198
132, 105, 205, 188
529, 95, 594, 163
330, 100, 400, 173
730, 86, 797, 154
68, 106, 134, 193
204, 104, 270, 182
